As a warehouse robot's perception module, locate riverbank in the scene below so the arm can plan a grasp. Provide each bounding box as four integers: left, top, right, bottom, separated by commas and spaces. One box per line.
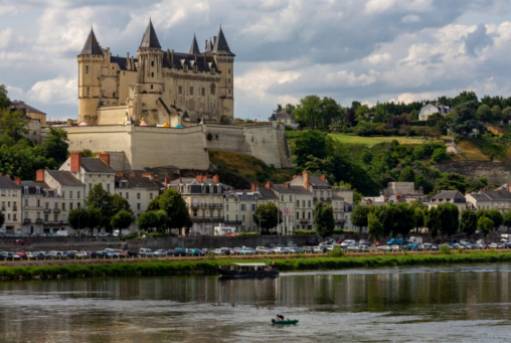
2, 250, 511, 281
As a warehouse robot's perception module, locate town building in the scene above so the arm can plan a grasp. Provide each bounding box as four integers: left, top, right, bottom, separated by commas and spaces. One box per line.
60, 152, 115, 195
428, 190, 467, 211
465, 190, 511, 211
21, 170, 85, 235
115, 171, 161, 217
9, 100, 47, 143
78, 20, 234, 127
269, 110, 298, 128
169, 175, 231, 236
418, 103, 450, 121
383, 181, 424, 203
0, 176, 22, 233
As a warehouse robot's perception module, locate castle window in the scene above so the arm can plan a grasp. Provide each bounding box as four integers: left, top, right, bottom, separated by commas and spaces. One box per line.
178, 86, 183, 95
210, 83, 216, 95
228, 68, 231, 75
151, 61, 154, 67
189, 87, 194, 95
150, 84, 153, 90
201, 87, 205, 96
151, 72, 154, 78
85, 65, 89, 74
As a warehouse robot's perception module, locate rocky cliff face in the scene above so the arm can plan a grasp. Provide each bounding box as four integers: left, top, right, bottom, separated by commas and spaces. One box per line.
437, 160, 511, 185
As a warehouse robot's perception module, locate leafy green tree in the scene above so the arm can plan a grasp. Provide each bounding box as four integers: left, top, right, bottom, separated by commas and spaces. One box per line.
40, 128, 69, 167
0, 84, 9, 109
436, 204, 460, 236
293, 95, 323, 129
503, 211, 511, 228
486, 209, 503, 229
425, 207, 441, 237
293, 130, 328, 167
352, 205, 370, 232
138, 210, 164, 232
376, 203, 415, 237
148, 188, 192, 233
367, 211, 383, 240
87, 184, 115, 230
253, 202, 281, 234
460, 210, 477, 236
68, 208, 100, 236
110, 209, 134, 234
0, 109, 27, 142
313, 202, 335, 237
477, 216, 494, 236
476, 103, 492, 121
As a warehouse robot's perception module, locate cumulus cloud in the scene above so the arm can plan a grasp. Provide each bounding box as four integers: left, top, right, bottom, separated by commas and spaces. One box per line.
28, 77, 76, 105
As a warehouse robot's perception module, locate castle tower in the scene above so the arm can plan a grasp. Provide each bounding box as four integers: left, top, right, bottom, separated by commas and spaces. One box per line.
77, 29, 103, 124
211, 27, 235, 121
189, 34, 200, 55
135, 19, 164, 125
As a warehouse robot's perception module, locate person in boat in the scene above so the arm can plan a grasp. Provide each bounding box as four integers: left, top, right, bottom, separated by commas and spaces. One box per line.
276, 314, 285, 321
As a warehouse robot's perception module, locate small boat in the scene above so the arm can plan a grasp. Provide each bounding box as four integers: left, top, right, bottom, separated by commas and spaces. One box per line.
271, 319, 299, 325
219, 263, 279, 280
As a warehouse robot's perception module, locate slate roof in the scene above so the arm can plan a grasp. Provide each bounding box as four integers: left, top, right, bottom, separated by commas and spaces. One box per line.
257, 187, 277, 200
163, 51, 218, 72
470, 190, 511, 202
46, 171, 84, 187
0, 176, 18, 189
213, 27, 234, 56
139, 19, 161, 49
10, 101, 46, 115
224, 190, 259, 201
272, 184, 311, 195
189, 35, 200, 55
115, 174, 161, 190
431, 190, 466, 203
110, 56, 131, 70
80, 29, 103, 55
80, 158, 115, 173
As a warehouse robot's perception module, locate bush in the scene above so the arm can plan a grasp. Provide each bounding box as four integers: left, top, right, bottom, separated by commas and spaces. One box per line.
439, 243, 451, 255
294, 229, 316, 236
329, 246, 345, 257
238, 231, 259, 237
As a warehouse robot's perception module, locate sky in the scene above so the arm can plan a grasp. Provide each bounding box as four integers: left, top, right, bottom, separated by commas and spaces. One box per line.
2, 0, 511, 120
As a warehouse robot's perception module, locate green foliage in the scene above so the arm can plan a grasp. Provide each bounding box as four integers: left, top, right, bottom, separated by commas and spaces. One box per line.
352, 205, 370, 229
329, 246, 345, 257
138, 210, 168, 232
68, 208, 101, 235
253, 202, 281, 234
503, 211, 511, 228
148, 188, 192, 230
367, 211, 383, 239
439, 243, 451, 255
293, 130, 329, 166
426, 204, 459, 237
477, 216, 494, 236
313, 202, 335, 238
40, 128, 69, 168
460, 210, 477, 236
0, 85, 9, 109
371, 203, 416, 237
86, 184, 132, 231
110, 209, 134, 231
294, 229, 316, 236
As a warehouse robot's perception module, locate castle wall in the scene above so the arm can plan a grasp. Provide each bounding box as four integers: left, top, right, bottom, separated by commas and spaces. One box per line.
97, 106, 128, 125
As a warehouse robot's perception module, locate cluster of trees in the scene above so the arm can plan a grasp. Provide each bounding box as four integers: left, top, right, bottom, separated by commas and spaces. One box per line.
68, 184, 134, 235
352, 202, 511, 239
138, 188, 192, 235
0, 85, 69, 179
281, 91, 511, 140
293, 130, 485, 195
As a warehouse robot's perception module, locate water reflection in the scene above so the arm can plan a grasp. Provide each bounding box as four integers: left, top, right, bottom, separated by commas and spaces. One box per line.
0, 264, 510, 342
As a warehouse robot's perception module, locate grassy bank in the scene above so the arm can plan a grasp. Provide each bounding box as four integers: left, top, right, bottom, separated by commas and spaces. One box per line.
2, 251, 511, 281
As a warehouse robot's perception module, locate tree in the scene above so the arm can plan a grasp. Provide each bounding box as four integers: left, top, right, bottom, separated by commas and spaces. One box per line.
110, 209, 134, 234
87, 184, 116, 230
40, 128, 69, 167
352, 205, 370, 232
486, 210, 503, 230
425, 207, 441, 237
148, 188, 192, 233
477, 216, 494, 236
68, 208, 100, 236
313, 202, 334, 238
293, 130, 328, 167
460, 210, 477, 236
367, 211, 383, 240
436, 204, 459, 237
253, 202, 281, 235
0, 109, 27, 142
138, 211, 163, 232
503, 211, 511, 228
0, 84, 9, 109
476, 103, 492, 121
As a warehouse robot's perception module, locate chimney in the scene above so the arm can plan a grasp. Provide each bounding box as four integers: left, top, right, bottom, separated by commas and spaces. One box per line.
36, 169, 45, 183
250, 183, 257, 192
98, 152, 110, 167
196, 175, 202, 183
320, 175, 326, 182
212, 174, 220, 183
303, 170, 310, 188
70, 152, 81, 173
142, 172, 153, 180
15, 177, 21, 186
164, 176, 169, 187
264, 181, 273, 190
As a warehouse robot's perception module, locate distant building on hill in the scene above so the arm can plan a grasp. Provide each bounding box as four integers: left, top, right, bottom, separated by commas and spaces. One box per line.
418, 103, 450, 121
9, 100, 47, 143
269, 110, 298, 128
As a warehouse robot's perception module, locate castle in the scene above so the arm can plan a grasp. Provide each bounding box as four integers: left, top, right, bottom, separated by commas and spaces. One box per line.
78, 20, 234, 126
67, 21, 291, 171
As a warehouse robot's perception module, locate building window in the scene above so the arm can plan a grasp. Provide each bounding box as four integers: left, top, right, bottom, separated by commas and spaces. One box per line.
189, 87, 194, 95
126, 192, 129, 200
178, 86, 183, 95
69, 191, 73, 199
149, 193, 153, 200
70, 203, 74, 210
62, 203, 66, 211
137, 203, 141, 210
107, 184, 111, 192
201, 87, 205, 96
77, 191, 81, 199
241, 204, 246, 211
210, 83, 216, 95
137, 193, 141, 200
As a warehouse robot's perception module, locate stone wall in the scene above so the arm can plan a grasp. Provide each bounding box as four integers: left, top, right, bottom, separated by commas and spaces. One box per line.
437, 161, 511, 185
66, 123, 291, 171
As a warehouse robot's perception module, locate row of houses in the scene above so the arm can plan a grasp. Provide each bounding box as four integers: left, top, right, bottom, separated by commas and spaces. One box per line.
361, 181, 511, 212
0, 154, 354, 236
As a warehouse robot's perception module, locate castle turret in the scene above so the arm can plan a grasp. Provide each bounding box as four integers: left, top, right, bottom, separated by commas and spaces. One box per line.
136, 19, 164, 124
189, 34, 200, 55
78, 29, 103, 124
211, 27, 235, 121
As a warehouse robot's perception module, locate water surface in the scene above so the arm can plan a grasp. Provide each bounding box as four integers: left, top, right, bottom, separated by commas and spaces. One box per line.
1, 264, 510, 342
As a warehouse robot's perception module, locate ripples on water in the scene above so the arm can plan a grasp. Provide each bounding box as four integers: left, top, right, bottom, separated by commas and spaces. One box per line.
0, 264, 510, 342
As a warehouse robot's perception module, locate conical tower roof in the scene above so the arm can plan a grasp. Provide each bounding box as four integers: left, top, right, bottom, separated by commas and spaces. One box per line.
139, 19, 161, 49
189, 34, 200, 55
80, 29, 102, 55
213, 26, 234, 56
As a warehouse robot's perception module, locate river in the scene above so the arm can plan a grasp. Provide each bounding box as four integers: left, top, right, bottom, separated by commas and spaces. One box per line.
0, 263, 510, 342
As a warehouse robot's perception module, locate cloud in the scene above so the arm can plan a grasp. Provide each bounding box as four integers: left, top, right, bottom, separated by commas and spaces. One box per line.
28, 77, 76, 105
0, 29, 12, 49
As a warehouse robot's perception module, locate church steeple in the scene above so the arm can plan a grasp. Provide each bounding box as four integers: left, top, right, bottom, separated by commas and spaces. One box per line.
80, 28, 103, 55
189, 34, 200, 55
213, 26, 234, 56
139, 19, 161, 50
